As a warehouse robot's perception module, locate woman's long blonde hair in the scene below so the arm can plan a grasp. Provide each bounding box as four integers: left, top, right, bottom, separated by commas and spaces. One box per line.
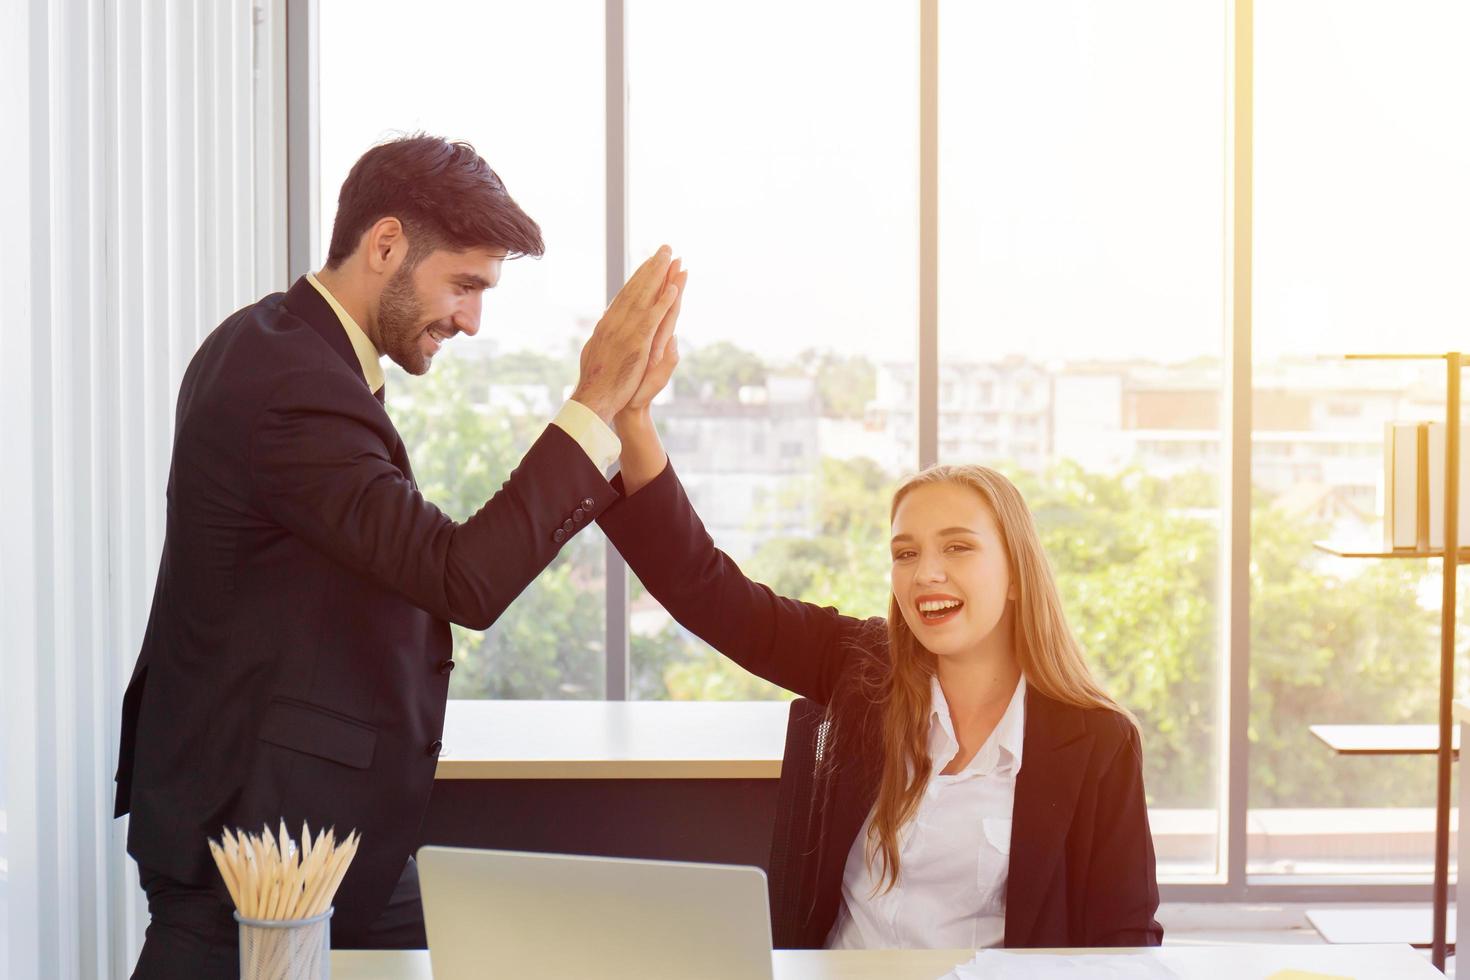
862, 464, 1129, 892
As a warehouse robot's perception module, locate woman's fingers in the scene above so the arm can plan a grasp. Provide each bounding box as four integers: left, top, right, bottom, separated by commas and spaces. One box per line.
649, 265, 687, 362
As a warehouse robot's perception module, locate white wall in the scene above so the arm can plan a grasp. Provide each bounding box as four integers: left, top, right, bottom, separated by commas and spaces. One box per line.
0, 2, 288, 977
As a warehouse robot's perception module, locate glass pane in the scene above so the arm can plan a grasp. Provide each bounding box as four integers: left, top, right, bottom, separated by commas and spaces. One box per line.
938, 0, 1228, 878
1250, 0, 1470, 877
626, 1, 918, 700
319, 0, 607, 698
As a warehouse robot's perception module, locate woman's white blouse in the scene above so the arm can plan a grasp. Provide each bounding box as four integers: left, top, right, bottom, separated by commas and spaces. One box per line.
826, 674, 1027, 950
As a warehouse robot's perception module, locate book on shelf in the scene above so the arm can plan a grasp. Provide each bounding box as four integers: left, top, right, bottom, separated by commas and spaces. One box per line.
1384, 421, 1428, 551
1425, 421, 1470, 549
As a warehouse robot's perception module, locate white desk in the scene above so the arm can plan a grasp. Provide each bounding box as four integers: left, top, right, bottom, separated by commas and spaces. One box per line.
332, 943, 1438, 979
1307, 905, 1454, 946
434, 699, 789, 780
421, 701, 791, 875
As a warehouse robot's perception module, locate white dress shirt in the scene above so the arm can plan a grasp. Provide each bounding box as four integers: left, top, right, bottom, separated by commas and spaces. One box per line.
826, 674, 1027, 950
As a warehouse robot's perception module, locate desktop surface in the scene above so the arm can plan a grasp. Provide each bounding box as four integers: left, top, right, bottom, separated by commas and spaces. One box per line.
333, 942, 1439, 979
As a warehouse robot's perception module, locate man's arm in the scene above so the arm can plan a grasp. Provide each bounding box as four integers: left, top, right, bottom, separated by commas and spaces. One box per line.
250, 369, 612, 630
248, 245, 683, 630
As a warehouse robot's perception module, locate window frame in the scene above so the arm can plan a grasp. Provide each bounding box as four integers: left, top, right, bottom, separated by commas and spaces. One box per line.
292, 0, 1449, 903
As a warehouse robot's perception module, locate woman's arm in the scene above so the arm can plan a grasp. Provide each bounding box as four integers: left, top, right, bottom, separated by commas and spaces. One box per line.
613, 404, 669, 497
602, 404, 876, 705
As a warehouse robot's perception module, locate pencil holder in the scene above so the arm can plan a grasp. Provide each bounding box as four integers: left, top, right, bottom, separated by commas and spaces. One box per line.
235, 907, 333, 980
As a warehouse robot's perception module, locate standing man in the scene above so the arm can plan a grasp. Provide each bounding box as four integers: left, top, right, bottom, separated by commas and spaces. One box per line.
113, 134, 687, 977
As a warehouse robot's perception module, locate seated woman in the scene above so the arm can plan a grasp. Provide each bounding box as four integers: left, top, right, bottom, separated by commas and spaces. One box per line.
598, 336, 1162, 950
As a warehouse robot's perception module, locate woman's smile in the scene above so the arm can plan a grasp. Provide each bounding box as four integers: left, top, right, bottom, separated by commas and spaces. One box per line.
916, 593, 965, 626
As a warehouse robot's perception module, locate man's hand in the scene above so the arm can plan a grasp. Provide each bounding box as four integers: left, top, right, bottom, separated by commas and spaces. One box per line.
571, 247, 681, 424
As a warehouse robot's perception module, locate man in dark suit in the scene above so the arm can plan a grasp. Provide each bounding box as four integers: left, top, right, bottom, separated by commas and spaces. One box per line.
113, 134, 685, 978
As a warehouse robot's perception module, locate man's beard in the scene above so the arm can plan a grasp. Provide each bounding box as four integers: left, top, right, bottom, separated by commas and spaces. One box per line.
378, 263, 430, 375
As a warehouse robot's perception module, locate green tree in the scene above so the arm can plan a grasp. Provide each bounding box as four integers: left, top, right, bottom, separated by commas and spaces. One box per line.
637, 453, 1449, 812
1011, 462, 1221, 807
490, 348, 573, 391
674, 341, 767, 401
391, 355, 606, 699
798, 349, 878, 419
635, 456, 896, 701
390, 346, 1456, 815
1247, 499, 1442, 808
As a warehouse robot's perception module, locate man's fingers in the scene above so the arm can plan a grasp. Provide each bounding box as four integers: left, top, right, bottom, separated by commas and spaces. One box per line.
623, 246, 675, 311
603, 246, 674, 320
636, 247, 677, 307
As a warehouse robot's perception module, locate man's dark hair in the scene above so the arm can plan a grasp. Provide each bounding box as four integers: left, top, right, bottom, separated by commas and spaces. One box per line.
324, 134, 544, 269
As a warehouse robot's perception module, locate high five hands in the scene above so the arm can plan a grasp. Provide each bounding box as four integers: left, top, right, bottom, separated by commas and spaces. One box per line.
571, 246, 689, 425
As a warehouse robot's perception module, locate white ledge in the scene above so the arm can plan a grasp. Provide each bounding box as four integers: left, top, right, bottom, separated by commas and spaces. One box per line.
434, 699, 792, 780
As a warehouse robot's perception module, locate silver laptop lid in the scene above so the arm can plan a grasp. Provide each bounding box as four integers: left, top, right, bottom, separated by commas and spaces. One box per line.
418, 846, 775, 980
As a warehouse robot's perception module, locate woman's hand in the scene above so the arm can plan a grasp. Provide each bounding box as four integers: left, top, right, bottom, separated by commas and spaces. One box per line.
613, 264, 687, 495
621, 263, 687, 415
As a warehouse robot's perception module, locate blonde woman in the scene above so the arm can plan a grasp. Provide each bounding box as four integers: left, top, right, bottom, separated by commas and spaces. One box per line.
597, 334, 1162, 950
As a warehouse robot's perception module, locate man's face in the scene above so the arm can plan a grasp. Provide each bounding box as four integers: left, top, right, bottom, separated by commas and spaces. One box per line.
376, 246, 505, 375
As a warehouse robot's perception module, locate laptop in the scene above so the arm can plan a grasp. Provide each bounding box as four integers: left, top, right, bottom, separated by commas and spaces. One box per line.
417, 846, 776, 979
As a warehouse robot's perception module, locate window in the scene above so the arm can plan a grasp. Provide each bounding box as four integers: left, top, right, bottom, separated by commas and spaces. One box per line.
320, 0, 609, 698
311, 0, 1466, 899
939, 0, 1226, 878
624, 0, 917, 700
1250, 0, 1470, 878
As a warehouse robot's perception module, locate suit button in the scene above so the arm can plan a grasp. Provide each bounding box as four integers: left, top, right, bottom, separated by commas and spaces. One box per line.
428, 739, 443, 757
572, 508, 586, 524
553, 528, 567, 544
581, 497, 595, 510
561, 518, 575, 533
438, 659, 455, 675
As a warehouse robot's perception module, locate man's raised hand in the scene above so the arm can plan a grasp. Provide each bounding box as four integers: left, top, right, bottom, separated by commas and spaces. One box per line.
571, 246, 681, 424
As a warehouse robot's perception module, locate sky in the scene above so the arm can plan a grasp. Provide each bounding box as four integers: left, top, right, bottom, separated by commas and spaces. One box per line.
319, 0, 1470, 368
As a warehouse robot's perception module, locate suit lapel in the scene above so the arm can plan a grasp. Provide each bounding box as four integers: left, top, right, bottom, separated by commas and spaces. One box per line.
283, 276, 372, 391
1004, 689, 1093, 946
281, 277, 416, 489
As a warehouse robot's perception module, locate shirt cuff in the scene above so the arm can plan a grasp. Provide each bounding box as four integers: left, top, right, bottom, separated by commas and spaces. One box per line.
551, 399, 622, 475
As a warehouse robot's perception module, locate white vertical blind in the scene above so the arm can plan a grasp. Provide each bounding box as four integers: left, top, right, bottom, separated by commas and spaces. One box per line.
0, 2, 287, 977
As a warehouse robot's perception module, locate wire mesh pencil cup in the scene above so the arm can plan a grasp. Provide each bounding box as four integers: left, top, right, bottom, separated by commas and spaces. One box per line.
235, 907, 333, 980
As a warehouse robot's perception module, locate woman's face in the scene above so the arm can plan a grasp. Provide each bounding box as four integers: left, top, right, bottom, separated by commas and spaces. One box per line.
890, 481, 1017, 661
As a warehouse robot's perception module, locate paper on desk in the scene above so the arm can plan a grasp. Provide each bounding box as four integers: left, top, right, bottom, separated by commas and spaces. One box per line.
939, 950, 1181, 980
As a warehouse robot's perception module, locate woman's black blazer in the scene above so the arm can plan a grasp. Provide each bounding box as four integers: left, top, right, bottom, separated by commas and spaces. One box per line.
598, 461, 1163, 949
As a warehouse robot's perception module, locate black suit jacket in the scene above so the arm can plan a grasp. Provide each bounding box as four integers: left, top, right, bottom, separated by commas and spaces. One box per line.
598, 461, 1163, 949
114, 277, 615, 937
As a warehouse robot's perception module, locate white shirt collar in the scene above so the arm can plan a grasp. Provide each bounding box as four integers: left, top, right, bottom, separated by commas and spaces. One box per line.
928, 672, 1027, 778
305, 272, 386, 395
